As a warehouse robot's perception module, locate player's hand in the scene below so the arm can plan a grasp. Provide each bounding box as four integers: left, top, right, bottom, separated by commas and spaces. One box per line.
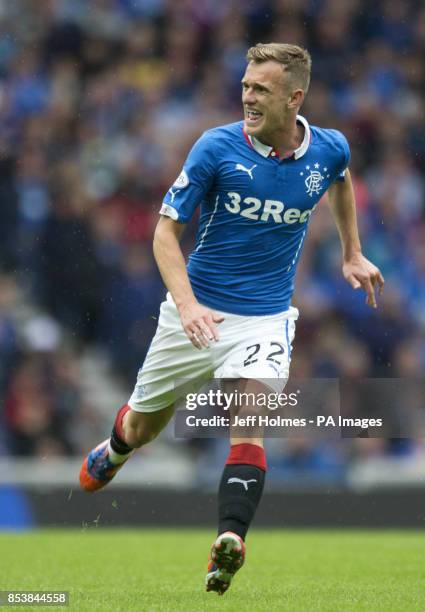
178, 300, 225, 349
343, 253, 385, 309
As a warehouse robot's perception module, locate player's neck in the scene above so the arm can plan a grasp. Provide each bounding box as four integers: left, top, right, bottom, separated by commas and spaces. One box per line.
261, 117, 303, 158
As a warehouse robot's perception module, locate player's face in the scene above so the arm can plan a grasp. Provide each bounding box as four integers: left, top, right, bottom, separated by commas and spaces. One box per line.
242, 61, 296, 142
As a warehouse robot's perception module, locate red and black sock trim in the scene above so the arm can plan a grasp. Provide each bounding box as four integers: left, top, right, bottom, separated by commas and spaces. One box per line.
226, 443, 267, 471
218, 443, 267, 541
110, 404, 133, 454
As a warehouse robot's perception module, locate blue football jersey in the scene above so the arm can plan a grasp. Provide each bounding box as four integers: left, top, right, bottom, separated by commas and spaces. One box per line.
160, 115, 350, 315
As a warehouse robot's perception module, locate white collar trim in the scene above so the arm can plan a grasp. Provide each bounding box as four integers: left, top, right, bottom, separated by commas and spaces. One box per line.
248, 135, 273, 158
247, 114, 310, 160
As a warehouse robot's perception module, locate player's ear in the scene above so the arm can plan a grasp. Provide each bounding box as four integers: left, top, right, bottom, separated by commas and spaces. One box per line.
288, 88, 304, 109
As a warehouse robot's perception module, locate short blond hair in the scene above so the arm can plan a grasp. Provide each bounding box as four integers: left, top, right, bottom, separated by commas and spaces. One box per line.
246, 43, 312, 93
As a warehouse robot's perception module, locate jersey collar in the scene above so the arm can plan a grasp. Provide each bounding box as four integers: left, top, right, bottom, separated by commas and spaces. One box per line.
244, 114, 311, 160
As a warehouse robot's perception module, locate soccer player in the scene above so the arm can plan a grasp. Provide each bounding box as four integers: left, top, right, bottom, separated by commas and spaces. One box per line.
79, 43, 384, 595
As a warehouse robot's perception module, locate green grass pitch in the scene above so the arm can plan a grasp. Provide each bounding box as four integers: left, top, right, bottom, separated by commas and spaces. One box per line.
1, 529, 424, 611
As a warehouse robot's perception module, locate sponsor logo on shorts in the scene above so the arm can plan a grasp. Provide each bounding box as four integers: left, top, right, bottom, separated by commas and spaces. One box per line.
134, 384, 146, 400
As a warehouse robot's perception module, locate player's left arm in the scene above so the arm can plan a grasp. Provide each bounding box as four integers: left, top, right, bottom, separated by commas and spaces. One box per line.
327, 169, 384, 308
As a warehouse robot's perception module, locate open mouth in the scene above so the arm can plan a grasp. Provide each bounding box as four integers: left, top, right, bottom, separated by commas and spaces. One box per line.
245, 109, 263, 126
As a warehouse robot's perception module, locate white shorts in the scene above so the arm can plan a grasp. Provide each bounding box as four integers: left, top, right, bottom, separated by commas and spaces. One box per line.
128, 293, 298, 413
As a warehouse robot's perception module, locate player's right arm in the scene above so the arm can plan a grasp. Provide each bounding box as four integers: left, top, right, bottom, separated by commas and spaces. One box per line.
153, 207, 224, 350
154, 130, 225, 347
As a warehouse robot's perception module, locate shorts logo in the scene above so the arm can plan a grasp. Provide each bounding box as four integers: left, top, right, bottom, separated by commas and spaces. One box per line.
173, 169, 189, 188
134, 384, 147, 400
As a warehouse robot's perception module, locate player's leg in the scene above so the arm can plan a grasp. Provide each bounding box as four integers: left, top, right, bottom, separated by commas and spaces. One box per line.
219, 379, 267, 540
80, 293, 213, 492
206, 308, 297, 594
206, 382, 267, 595
120, 403, 175, 448
206, 441, 266, 594
79, 403, 174, 492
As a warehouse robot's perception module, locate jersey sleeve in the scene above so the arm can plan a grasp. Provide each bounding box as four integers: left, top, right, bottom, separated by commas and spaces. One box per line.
334, 131, 351, 181
160, 131, 217, 223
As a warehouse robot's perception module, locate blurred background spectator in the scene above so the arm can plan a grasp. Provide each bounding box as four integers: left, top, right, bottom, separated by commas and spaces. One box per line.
0, 0, 424, 487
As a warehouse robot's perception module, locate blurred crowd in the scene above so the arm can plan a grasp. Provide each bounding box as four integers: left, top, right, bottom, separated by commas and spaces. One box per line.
0, 0, 424, 482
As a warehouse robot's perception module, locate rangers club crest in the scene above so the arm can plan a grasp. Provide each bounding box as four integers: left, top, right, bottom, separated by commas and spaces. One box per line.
300, 163, 330, 197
